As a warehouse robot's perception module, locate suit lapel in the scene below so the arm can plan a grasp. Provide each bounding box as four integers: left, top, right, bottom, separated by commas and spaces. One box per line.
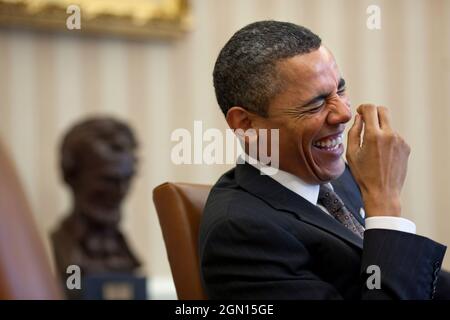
235, 163, 363, 250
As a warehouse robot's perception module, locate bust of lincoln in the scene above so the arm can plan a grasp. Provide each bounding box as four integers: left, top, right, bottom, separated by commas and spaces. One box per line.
51, 116, 141, 286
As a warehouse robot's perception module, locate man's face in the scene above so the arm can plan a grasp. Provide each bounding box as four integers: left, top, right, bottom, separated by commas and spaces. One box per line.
72, 151, 136, 226
253, 46, 351, 184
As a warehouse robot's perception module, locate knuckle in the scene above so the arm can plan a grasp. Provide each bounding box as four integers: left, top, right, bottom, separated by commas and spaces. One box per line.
386, 131, 400, 142
392, 133, 411, 153
378, 106, 391, 118
389, 132, 399, 142
358, 103, 376, 113
365, 104, 376, 112
378, 106, 389, 113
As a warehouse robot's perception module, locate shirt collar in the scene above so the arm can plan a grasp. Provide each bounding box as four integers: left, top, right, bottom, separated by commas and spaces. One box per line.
245, 155, 320, 205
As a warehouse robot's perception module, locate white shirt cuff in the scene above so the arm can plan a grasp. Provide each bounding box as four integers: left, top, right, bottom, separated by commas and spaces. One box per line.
365, 216, 416, 234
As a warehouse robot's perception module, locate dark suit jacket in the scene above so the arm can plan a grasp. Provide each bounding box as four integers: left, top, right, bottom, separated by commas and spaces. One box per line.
199, 163, 448, 299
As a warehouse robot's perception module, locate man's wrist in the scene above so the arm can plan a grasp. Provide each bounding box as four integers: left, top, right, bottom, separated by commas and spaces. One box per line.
363, 194, 402, 217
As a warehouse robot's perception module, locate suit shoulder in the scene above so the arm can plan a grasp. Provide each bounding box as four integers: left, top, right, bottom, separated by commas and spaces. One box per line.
199, 168, 292, 246
202, 184, 266, 231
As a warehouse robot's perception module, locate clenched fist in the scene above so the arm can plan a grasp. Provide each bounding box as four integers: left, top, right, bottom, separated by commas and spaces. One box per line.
346, 104, 410, 218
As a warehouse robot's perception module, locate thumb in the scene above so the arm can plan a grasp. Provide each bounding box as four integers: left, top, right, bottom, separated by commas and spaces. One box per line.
347, 114, 363, 156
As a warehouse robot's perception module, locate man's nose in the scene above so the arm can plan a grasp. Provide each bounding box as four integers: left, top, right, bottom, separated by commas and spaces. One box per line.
327, 97, 352, 125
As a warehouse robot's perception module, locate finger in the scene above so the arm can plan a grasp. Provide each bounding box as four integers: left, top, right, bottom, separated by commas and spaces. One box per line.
377, 106, 392, 130
347, 114, 363, 155
357, 104, 380, 132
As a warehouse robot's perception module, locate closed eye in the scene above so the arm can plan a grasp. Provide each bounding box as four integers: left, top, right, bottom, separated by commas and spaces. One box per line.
308, 99, 326, 110
337, 87, 346, 96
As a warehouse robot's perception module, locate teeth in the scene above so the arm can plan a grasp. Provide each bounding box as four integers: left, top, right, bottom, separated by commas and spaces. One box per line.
314, 134, 343, 149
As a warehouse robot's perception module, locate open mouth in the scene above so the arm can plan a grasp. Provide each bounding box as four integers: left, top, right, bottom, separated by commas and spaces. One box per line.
313, 133, 343, 151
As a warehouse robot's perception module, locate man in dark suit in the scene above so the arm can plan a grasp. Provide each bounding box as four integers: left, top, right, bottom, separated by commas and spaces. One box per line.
199, 21, 449, 299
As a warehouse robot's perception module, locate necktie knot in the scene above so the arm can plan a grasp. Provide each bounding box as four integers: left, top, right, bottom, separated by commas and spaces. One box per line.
318, 184, 344, 214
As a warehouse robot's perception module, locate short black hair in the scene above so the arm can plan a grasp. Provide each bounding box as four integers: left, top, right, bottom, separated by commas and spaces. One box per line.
213, 20, 321, 117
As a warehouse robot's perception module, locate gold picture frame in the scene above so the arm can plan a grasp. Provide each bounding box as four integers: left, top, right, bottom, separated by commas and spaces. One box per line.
0, 0, 191, 39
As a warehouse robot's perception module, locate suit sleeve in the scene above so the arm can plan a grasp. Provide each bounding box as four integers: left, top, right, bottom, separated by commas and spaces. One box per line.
361, 229, 446, 299
201, 216, 446, 299
434, 270, 450, 299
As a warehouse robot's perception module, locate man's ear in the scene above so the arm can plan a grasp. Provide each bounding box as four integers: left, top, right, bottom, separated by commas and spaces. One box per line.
225, 106, 253, 131
226, 106, 259, 146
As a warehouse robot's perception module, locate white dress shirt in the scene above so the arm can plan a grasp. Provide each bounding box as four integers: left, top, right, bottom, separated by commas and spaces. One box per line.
246, 157, 416, 234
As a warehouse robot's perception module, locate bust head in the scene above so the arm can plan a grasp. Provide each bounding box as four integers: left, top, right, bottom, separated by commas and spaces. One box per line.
60, 117, 138, 227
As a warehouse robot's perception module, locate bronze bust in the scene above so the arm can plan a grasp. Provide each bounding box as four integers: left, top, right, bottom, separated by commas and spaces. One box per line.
51, 117, 141, 285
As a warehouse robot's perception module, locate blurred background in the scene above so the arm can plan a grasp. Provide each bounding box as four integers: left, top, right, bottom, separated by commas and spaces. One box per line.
0, 0, 449, 299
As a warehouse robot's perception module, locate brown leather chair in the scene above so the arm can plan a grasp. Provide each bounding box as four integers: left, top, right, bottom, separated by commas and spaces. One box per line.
153, 182, 211, 300
0, 140, 61, 299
